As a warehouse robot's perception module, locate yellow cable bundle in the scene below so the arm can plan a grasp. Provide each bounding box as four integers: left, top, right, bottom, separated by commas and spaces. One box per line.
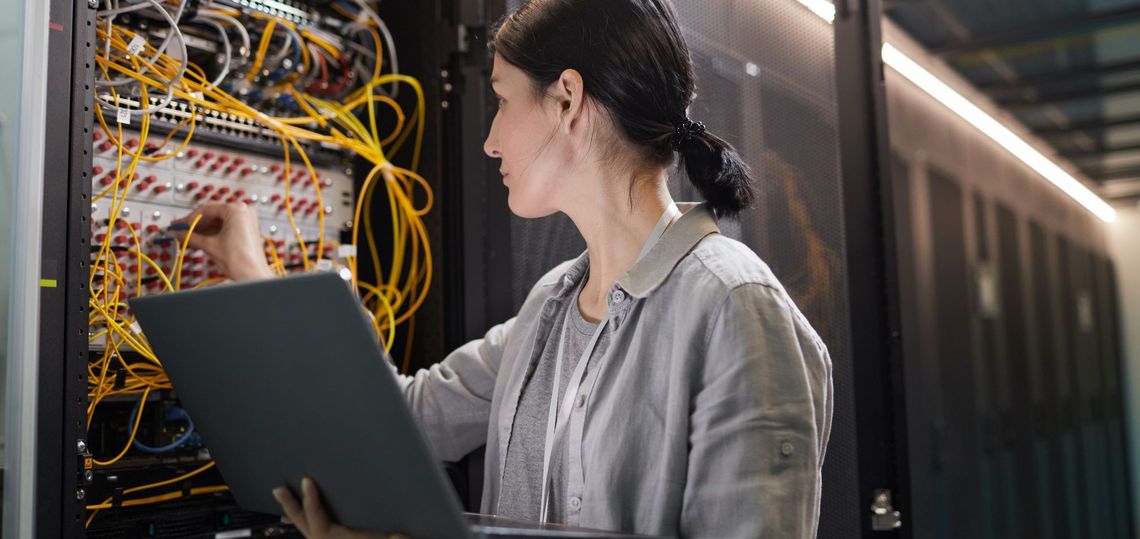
86, 5, 435, 527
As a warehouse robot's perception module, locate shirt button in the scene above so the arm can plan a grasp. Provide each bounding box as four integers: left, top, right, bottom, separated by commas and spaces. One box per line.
576, 394, 587, 408
781, 441, 795, 457
569, 496, 582, 509
611, 290, 626, 303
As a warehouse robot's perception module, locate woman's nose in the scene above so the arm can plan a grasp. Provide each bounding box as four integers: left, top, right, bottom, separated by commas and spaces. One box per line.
483, 135, 500, 159
484, 121, 501, 158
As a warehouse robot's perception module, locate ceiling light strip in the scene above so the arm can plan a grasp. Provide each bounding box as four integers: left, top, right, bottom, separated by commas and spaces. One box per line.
793, 0, 1116, 222
796, 0, 837, 23
881, 43, 1116, 222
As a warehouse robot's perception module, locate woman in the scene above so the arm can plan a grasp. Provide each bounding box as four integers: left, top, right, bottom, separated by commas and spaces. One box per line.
174, 0, 833, 536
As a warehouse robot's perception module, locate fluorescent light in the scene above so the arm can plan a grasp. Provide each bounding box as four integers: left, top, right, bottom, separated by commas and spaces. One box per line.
881, 43, 1116, 223
797, 0, 836, 23
791, 1, 1115, 222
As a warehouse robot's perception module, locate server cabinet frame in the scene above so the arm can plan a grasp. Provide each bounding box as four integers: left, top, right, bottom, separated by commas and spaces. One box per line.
834, 0, 912, 536
39, 0, 96, 536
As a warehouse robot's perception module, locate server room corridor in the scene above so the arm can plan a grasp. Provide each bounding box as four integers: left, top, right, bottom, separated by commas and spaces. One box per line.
0, 0, 1139, 538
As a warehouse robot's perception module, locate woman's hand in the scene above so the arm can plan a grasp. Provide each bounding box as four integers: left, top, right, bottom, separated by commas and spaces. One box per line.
170, 203, 275, 281
272, 478, 407, 539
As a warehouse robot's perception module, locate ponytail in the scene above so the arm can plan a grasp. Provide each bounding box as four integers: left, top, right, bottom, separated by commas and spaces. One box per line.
675, 125, 756, 218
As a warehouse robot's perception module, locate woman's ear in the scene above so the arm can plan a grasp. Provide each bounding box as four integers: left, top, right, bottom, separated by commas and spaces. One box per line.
553, 68, 586, 135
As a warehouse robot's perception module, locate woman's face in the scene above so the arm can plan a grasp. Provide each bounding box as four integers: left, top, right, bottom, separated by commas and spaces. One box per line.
483, 54, 571, 218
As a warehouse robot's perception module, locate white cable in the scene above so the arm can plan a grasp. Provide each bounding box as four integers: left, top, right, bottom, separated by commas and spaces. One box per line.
296, 43, 324, 90
342, 25, 389, 96
96, 0, 153, 17
271, 21, 307, 75
351, 0, 399, 97
102, 0, 117, 61
199, 10, 251, 60
94, 0, 187, 117
98, 0, 188, 88
342, 35, 376, 59
193, 17, 232, 89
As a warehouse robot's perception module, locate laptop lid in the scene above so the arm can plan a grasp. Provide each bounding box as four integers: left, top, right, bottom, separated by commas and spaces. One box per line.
130, 272, 472, 539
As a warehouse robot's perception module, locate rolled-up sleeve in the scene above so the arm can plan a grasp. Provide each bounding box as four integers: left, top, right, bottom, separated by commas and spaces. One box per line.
681, 283, 833, 538
389, 318, 514, 462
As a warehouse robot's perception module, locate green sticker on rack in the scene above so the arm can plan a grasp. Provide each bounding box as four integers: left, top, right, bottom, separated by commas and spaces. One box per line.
40, 279, 57, 289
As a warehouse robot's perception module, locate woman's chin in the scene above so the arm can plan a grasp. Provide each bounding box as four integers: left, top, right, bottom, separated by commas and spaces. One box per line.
506, 192, 556, 219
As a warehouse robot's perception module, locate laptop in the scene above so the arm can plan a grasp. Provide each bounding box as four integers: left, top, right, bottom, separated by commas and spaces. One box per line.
130, 271, 662, 539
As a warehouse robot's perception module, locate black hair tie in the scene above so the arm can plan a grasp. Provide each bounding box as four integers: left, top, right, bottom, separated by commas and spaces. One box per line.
670, 119, 706, 151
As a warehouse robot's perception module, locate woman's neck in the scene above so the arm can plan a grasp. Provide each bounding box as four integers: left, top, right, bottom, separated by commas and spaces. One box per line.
564, 170, 674, 322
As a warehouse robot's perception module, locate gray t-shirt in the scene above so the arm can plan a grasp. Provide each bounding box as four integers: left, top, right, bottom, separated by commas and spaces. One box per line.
497, 278, 611, 523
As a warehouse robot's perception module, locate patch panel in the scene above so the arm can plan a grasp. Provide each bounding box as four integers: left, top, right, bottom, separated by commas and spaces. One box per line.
90, 130, 355, 294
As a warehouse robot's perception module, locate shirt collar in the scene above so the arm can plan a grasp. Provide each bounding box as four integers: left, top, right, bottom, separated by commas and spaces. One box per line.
540, 203, 720, 300
619, 203, 720, 298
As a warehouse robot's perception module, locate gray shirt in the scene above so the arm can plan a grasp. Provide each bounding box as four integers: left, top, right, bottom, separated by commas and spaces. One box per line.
393, 203, 833, 538
498, 277, 611, 523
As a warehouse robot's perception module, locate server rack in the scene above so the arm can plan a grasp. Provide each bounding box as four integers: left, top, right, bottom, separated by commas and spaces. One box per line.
887, 128, 1133, 539
32, 1, 920, 537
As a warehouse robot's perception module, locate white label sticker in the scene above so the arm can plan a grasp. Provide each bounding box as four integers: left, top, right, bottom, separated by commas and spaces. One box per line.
337, 244, 357, 259
189, 91, 203, 101
315, 259, 334, 272
127, 35, 146, 56
129, 321, 142, 335
116, 108, 131, 125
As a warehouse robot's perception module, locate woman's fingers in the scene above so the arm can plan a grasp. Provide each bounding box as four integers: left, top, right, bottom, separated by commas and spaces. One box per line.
172, 202, 226, 222
272, 487, 310, 537
277, 479, 404, 539
169, 202, 271, 279
170, 204, 225, 254
174, 229, 216, 254
172, 204, 229, 236
302, 477, 333, 536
